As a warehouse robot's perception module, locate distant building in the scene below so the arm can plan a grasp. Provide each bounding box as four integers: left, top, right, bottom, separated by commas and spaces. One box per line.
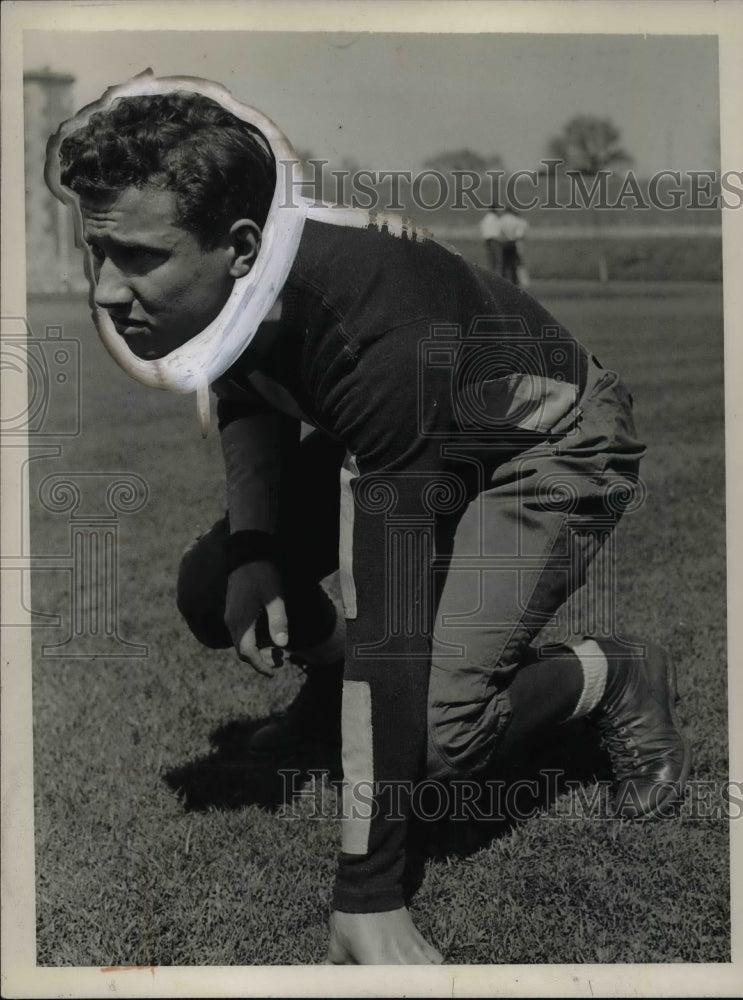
24, 68, 85, 294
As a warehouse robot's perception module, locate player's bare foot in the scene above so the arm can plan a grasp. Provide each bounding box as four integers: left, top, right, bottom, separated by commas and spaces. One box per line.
326, 908, 444, 965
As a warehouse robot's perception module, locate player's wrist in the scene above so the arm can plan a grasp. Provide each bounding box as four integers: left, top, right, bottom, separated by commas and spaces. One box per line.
225, 529, 279, 574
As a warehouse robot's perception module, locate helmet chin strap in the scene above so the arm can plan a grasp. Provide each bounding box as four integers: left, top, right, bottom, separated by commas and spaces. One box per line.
47, 72, 310, 434
91, 177, 309, 437
196, 380, 211, 439
87, 176, 309, 436
94, 197, 433, 435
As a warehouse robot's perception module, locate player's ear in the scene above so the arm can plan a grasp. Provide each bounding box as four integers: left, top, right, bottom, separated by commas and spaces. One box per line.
228, 219, 262, 277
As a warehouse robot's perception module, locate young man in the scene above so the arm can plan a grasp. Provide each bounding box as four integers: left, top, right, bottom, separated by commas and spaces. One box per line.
496, 204, 530, 287
479, 204, 502, 272
53, 82, 689, 966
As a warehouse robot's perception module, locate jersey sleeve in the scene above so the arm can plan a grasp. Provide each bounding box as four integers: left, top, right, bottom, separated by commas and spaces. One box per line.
213, 378, 301, 536
330, 324, 456, 913
214, 377, 276, 432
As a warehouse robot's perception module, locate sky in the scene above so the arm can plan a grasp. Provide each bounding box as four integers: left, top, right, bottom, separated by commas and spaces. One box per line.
25, 30, 720, 176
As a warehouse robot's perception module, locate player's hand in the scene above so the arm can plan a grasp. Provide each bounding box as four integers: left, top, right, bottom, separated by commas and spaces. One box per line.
224, 560, 288, 677
326, 908, 444, 965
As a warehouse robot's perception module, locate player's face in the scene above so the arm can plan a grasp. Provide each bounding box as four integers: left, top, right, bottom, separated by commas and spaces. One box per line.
81, 186, 235, 360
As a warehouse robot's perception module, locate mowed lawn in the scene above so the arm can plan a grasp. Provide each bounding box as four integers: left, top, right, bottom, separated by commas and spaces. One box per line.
27, 282, 728, 966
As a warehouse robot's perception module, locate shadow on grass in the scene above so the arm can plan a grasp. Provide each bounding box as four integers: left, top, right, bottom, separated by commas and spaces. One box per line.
164, 713, 611, 898
401, 720, 613, 900
415, 721, 611, 854
163, 713, 343, 812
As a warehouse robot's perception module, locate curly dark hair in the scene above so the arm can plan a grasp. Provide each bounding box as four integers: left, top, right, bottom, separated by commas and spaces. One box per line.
59, 91, 277, 248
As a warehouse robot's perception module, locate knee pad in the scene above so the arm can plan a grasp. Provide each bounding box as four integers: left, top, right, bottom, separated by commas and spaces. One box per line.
176, 520, 231, 649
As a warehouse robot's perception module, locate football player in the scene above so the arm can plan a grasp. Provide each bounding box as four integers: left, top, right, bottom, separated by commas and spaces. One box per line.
51, 79, 690, 965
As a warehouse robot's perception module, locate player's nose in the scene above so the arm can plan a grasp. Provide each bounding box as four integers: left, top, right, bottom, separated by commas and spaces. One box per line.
94, 258, 133, 310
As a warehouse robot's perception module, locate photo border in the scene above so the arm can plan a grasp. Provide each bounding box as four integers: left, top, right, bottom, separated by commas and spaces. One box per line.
2, 1, 742, 996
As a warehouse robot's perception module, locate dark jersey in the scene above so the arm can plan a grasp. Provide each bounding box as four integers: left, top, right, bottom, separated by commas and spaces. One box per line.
213, 217, 593, 913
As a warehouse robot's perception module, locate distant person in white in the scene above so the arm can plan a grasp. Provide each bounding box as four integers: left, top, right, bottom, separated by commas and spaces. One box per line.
479, 204, 530, 287
498, 204, 529, 286
479, 204, 502, 274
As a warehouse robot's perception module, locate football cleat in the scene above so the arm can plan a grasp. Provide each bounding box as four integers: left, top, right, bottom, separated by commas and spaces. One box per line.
248, 659, 344, 754
588, 642, 691, 820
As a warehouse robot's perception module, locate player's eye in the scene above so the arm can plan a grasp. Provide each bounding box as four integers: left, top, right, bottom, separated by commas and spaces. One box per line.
115, 247, 167, 273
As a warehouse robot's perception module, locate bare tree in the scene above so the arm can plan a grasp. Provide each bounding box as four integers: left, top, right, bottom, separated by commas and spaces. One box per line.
547, 116, 632, 282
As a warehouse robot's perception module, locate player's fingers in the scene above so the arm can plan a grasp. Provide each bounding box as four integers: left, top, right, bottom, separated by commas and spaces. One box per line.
266, 595, 289, 648
238, 625, 274, 677
259, 646, 289, 669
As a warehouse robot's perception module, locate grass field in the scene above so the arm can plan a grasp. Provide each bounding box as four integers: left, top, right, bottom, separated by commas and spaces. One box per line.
451, 234, 722, 282
27, 282, 728, 966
